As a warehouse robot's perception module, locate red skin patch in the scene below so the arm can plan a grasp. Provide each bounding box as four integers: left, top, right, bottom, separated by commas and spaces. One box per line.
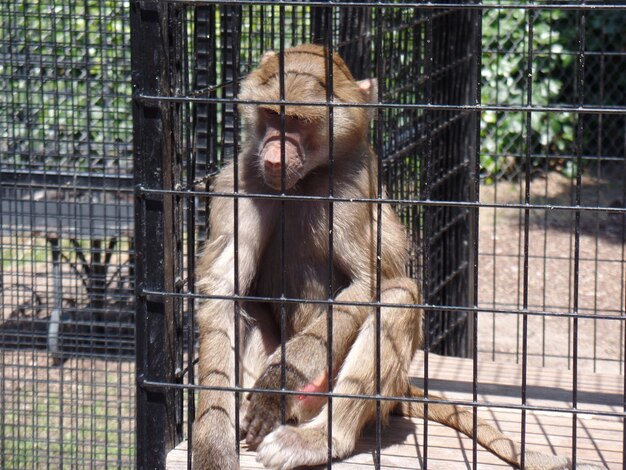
296, 371, 328, 410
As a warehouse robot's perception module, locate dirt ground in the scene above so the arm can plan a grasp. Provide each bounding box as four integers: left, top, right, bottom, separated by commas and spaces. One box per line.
477, 169, 625, 374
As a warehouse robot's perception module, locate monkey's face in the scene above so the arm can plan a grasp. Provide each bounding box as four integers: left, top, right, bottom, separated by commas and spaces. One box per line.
256, 107, 326, 191
238, 44, 375, 191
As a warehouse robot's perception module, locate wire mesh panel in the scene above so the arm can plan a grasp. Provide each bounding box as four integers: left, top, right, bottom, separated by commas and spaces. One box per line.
474, 6, 626, 468
1, 1, 134, 467
478, 5, 626, 375
132, 1, 625, 470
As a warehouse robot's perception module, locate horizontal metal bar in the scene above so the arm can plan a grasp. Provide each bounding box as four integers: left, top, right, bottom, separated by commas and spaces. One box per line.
137, 186, 626, 215
139, 288, 626, 322
164, 0, 626, 12
139, 379, 626, 420
136, 93, 626, 115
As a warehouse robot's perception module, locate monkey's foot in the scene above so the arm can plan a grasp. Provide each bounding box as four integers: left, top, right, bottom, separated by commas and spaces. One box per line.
256, 424, 343, 470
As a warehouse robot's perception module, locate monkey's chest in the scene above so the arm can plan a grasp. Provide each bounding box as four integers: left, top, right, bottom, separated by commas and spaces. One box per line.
254, 207, 347, 329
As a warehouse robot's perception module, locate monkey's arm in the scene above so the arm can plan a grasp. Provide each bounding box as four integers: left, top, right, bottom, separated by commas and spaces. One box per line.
193, 163, 278, 470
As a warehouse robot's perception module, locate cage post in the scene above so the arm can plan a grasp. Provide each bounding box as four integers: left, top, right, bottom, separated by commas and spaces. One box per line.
423, 6, 481, 357
131, 1, 184, 467
467, 4, 482, 365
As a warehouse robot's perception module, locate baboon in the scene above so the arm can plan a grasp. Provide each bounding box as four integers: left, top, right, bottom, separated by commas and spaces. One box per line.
192, 44, 603, 470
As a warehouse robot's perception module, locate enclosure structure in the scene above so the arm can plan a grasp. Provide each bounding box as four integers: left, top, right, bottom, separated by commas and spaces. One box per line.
131, 1, 626, 469
0, 1, 135, 467
1, 0, 624, 468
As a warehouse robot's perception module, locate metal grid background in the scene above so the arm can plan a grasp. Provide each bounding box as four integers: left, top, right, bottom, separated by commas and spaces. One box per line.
477, 5, 626, 374
1, 1, 135, 468
131, 1, 626, 469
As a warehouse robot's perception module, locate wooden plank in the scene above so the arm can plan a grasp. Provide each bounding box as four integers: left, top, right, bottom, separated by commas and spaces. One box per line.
167, 353, 624, 469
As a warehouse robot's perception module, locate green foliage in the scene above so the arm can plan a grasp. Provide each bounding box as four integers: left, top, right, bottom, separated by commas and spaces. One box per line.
0, 1, 131, 172
481, 9, 576, 183
2, 4, 621, 183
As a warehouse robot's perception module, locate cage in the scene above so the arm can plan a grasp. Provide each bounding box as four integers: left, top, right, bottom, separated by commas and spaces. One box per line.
131, 1, 626, 469
1, 0, 624, 469
132, 1, 480, 468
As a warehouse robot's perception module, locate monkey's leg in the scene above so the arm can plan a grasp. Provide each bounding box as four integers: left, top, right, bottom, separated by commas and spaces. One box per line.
193, 299, 238, 470
255, 278, 421, 470
240, 304, 279, 419
241, 283, 373, 448
193, 302, 277, 470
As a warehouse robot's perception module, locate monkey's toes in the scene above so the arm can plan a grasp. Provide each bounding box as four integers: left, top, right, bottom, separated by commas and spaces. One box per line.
256, 425, 332, 470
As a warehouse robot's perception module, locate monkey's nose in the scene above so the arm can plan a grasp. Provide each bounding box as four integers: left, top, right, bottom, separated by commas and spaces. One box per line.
264, 159, 282, 170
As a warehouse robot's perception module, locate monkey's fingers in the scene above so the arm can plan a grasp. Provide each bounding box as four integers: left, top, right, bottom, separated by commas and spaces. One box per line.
242, 393, 281, 448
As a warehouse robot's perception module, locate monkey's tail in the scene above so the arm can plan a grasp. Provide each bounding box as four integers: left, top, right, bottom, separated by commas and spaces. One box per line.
398, 385, 605, 470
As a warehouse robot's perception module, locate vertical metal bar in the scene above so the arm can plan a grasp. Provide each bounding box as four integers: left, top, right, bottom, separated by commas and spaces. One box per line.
324, 8, 335, 467
469, 4, 483, 469
571, 5, 587, 467
279, 6, 287, 425
374, 7, 384, 469
227, 5, 243, 456
421, 5, 434, 468
184, 4, 197, 468
519, 6, 536, 468
131, 1, 181, 467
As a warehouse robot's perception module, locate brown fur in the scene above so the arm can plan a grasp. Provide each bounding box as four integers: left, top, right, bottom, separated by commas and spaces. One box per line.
192, 44, 604, 470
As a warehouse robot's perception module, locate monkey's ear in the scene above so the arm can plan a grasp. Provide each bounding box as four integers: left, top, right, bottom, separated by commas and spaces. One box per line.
356, 78, 378, 104
260, 50, 277, 65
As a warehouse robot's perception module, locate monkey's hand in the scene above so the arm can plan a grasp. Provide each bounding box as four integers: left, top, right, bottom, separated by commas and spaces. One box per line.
241, 363, 309, 449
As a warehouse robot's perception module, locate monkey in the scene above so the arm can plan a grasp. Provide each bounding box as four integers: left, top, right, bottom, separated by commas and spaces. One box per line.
192, 44, 605, 470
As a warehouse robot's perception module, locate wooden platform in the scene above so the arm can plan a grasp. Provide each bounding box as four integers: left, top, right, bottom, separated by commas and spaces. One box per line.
167, 353, 624, 469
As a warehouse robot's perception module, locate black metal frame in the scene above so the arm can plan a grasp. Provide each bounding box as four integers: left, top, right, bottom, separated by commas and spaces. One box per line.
131, 2, 626, 469
132, 2, 185, 466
